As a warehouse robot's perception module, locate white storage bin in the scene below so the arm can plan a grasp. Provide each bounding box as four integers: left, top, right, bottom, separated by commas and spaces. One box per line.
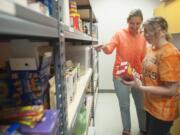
66, 45, 91, 75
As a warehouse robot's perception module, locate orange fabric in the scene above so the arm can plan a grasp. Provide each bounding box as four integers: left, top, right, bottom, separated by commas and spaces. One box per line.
105, 28, 146, 78
143, 43, 180, 121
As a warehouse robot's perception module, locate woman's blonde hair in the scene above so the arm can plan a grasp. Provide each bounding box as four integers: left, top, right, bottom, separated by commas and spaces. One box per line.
143, 17, 172, 41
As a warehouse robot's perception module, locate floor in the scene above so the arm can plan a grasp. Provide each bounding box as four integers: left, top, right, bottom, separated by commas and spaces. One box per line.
95, 92, 140, 135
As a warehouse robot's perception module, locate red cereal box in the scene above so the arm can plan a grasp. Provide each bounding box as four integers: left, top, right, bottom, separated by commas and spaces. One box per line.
116, 61, 134, 81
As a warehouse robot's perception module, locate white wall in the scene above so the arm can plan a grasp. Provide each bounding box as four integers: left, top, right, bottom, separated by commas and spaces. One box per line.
90, 0, 160, 90
172, 33, 180, 49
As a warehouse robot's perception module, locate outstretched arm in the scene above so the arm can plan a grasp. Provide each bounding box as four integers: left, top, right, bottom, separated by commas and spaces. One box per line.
122, 76, 179, 96
93, 44, 113, 54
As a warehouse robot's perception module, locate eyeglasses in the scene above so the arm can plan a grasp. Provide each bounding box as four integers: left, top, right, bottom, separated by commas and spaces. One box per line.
140, 28, 155, 35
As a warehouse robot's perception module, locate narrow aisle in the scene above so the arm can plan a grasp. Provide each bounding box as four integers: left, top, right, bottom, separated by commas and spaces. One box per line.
95, 93, 140, 135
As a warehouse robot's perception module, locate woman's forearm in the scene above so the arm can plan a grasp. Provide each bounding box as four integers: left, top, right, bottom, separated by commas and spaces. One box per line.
102, 44, 115, 54
140, 85, 178, 96
102, 45, 110, 54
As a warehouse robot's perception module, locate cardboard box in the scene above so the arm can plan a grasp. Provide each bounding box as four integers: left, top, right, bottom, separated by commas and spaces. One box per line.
49, 77, 56, 109
116, 61, 134, 81
9, 58, 38, 71
65, 67, 77, 104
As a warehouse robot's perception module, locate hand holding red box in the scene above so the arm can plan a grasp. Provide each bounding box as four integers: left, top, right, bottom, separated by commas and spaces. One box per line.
116, 61, 134, 81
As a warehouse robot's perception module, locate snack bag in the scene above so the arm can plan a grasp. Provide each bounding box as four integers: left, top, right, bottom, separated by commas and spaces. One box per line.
116, 61, 134, 81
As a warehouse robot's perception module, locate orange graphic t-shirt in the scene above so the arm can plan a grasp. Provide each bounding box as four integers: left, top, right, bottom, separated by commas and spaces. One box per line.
143, 43, 180, 121
105, 28, 146, 77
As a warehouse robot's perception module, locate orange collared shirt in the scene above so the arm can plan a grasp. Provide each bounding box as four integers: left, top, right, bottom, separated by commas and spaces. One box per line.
105, 28, 146, 77
143, 43, 180, 121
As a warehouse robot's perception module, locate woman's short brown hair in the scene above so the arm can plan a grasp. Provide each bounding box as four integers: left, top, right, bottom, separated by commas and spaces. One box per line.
127, 9, 143, 22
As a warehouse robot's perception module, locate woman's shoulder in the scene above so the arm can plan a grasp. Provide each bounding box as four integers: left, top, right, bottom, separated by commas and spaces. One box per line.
115, 28, 127, 35
158, 42, 180, 58
112, 28, 129, 41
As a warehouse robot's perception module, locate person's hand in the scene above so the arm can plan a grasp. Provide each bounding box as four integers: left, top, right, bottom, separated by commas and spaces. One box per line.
121, 72, 143, 89
93, 44, 104, 52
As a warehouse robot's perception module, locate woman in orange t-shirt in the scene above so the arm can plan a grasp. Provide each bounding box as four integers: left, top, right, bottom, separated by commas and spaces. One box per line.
123, 17, 180, 135
94, 9, 147, 135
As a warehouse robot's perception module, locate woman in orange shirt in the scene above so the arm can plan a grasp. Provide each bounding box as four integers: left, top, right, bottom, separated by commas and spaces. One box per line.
95, 9, 147, 135
123, 17, 180, 135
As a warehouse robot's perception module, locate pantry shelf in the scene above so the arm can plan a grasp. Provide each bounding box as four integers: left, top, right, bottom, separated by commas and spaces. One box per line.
0, 1, 59, 39
68, 68, 92, 133
61, 23, 92, 41
0, 13, 58, 39
0, 1, 58, 27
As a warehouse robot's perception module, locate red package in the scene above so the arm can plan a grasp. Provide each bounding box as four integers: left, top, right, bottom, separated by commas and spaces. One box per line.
116, 61, 134, 81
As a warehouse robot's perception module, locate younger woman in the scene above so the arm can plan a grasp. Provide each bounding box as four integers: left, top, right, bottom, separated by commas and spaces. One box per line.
123, 17, 180, 135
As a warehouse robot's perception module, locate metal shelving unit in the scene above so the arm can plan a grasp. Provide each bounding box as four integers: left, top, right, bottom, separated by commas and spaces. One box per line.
0, 0, 98, 135
0, 1, 66, 135
0, 13, 58, 39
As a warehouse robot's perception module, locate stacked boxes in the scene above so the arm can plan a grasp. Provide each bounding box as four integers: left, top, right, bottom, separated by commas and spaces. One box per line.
69, 0, 77, 14
10, 70, 48, 105
69, 0, 82, 31
0, 105, 44, 128
49, 66, 78, 108
0, 68, 17, 108
20, 110, 60, 135
0, 42, 53, 108
8, 53, 52, 106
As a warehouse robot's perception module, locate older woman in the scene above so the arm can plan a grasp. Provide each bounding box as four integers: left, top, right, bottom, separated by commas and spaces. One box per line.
94, 9, 147, 135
